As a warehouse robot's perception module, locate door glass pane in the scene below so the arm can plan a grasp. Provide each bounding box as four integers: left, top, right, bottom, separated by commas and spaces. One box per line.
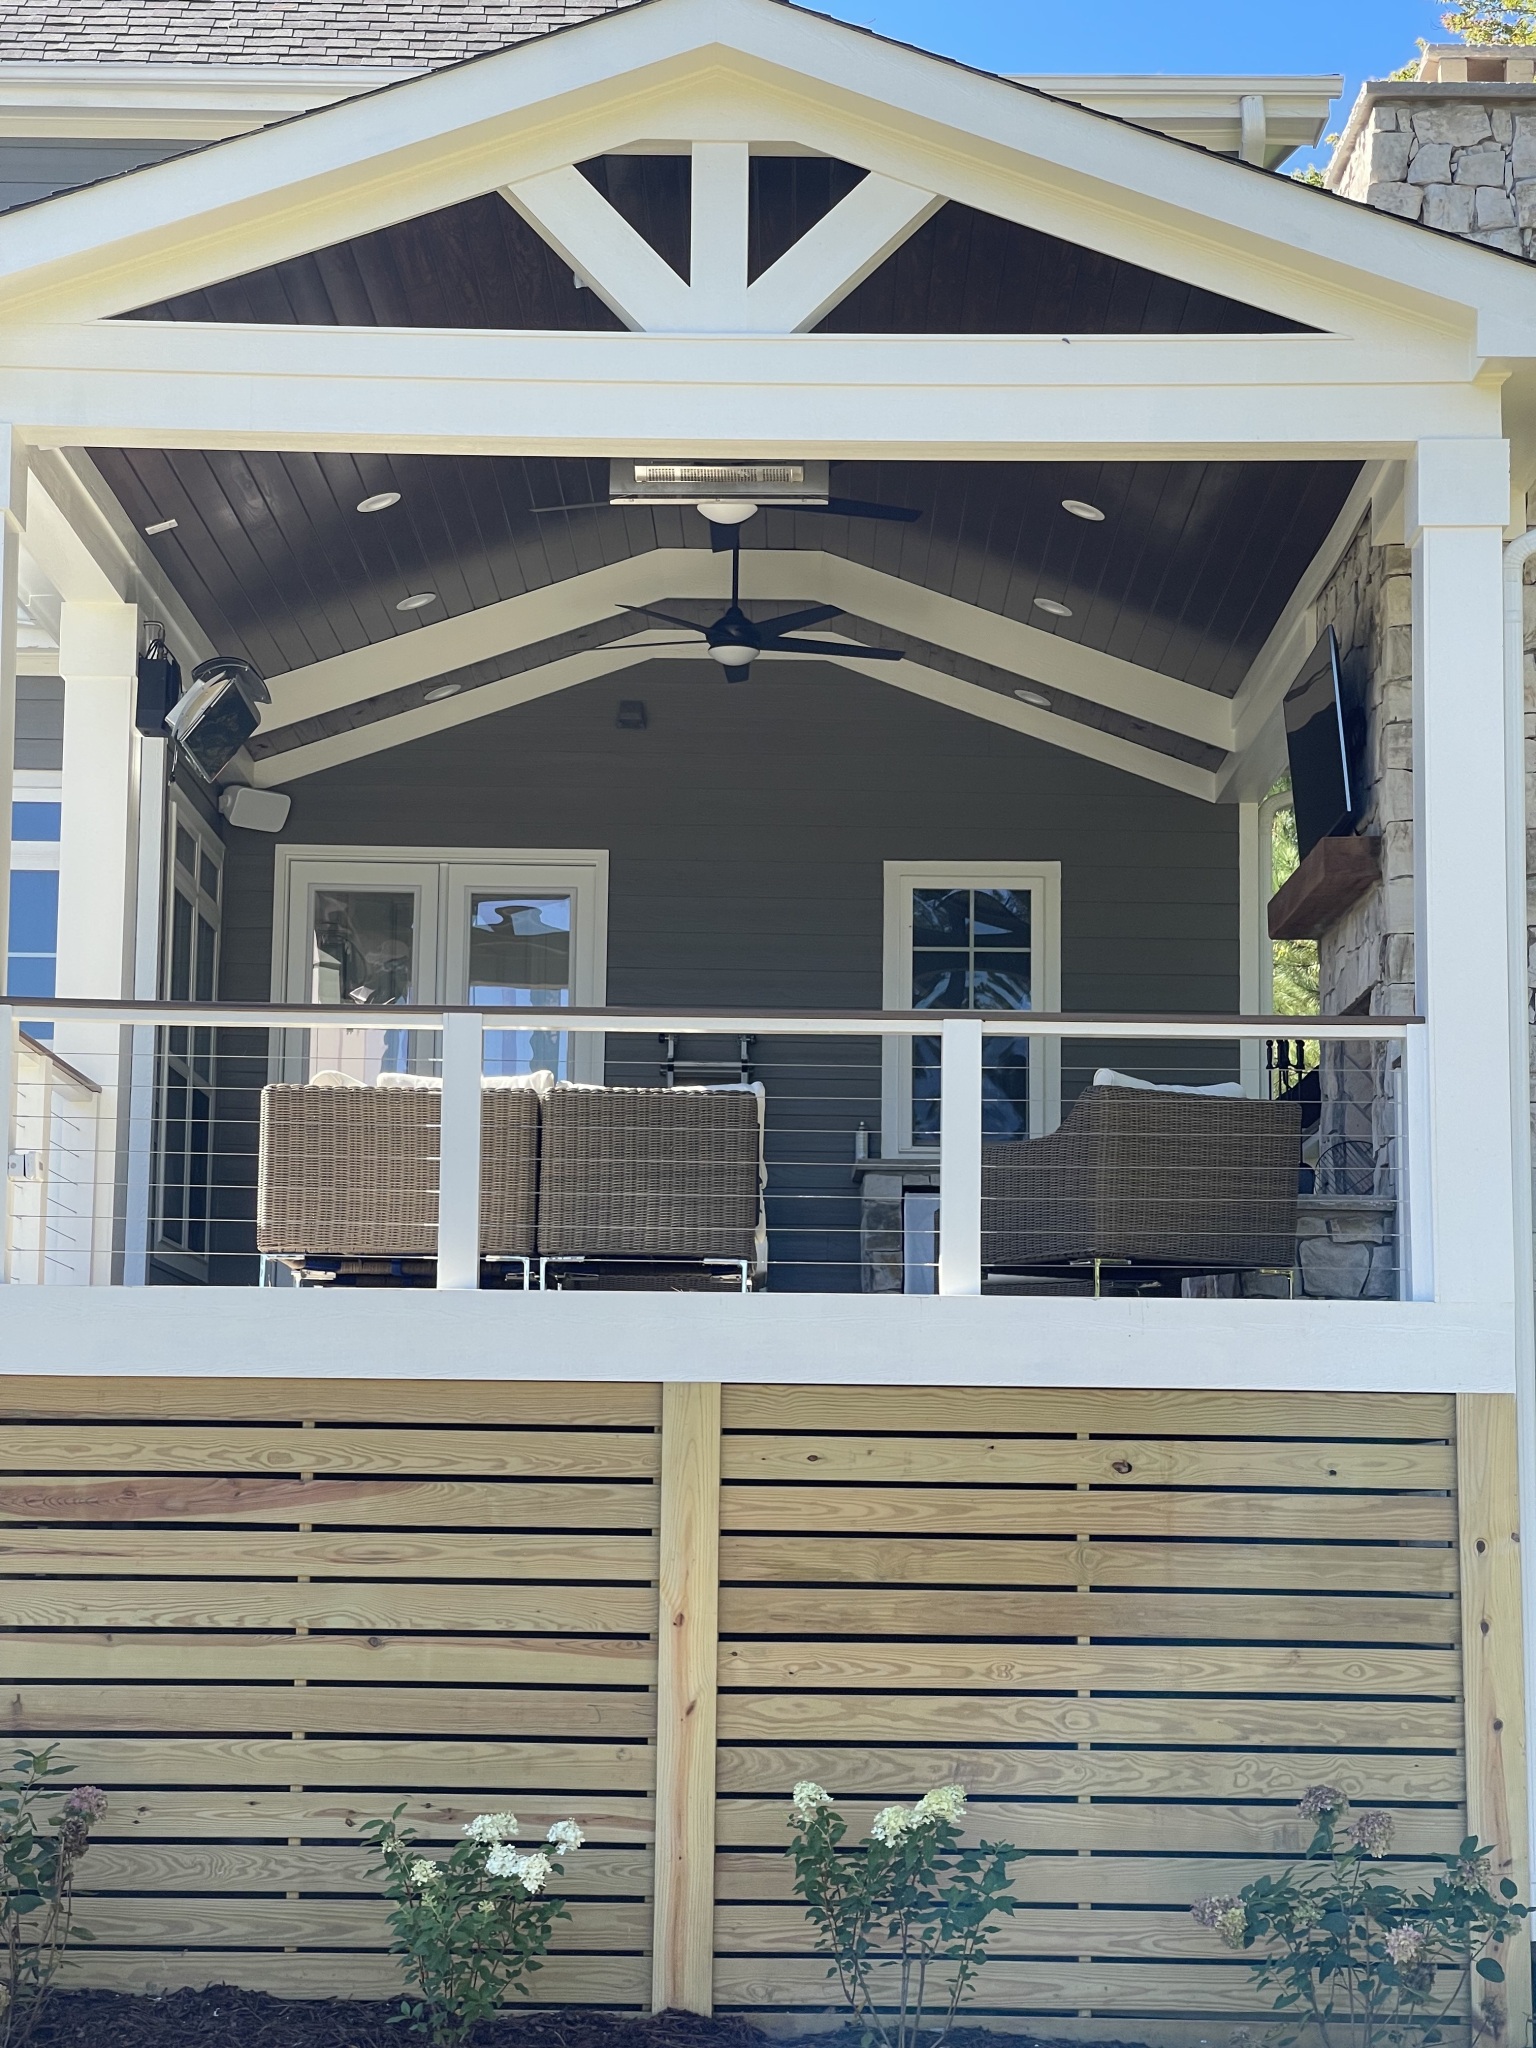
911, 886, 1035, 1144
468, 893, 574, 1079
311, 890, 417, 1006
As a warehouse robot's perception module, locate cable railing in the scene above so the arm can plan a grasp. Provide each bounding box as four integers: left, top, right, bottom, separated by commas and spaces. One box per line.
2, 1000, 1421, 1300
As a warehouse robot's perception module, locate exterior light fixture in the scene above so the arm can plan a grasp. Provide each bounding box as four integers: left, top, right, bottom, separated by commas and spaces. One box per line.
1061, 499, 1105, 521
1034, 597, 1073, 618
144, 517, 179, 536
165, 654, 269, 780
357, 492, 401, 513
396, 592, 438, 611
1013, 687, 1052, 709
423, 682, 462, 702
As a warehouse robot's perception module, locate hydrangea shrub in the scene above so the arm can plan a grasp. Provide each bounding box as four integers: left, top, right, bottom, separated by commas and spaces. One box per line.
362, 1808, 584, 2043
1, 1747, 107, 2048
787, 1780, 1024, 2048
1191, 1786, 1527, 2048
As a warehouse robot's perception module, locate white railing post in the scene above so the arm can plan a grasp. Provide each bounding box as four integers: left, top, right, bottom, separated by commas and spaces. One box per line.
0, 1012, 14, 1284
1401, 1022, 1435, 1301
938, 1016, 984, 1297
436, 1012, 483, 1292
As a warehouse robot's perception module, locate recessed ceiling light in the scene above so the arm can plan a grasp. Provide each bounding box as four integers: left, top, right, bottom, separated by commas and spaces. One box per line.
396, 592, 438, 612
144, 517, 178, 535
357, 492, 401, 514
423, 681, 461, 702
1034, 597, 1073, 618
1013, 687, 1052, 710
1062, 499, 1105, 521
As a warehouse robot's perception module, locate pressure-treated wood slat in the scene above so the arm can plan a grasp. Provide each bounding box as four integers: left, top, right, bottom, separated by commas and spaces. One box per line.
0, 1581, 655, 1632
0, 1529, 661, 1577
721, 1386, 1455, 1438
0, 1377, 662, 1426
720, 1484, 1456, 1539
0, 1477, 659, 1527
0, 1630, 657, 1685
716, 1799, 1465, 1854
718, 1641, 1463, 1693
718, 1535, 1457, 1594
714, 1744, 1462, 1802
81, 1843, 653, 1894
716, 1691, 1463, 1748
6, 1685, 658, 1738
88, 1791, 657, 1841
27, 1737, 657, 1789
721, 1434, 1455, 1488
717, 1587, 1456, 1643
64, 1896, 651, 1949
67, 1953, 650, 2003
0, 1426, 660, 1477
715, 1903, 1281, 1959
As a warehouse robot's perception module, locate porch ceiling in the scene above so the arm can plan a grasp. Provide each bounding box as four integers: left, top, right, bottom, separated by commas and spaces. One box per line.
87, 446, 1359, 786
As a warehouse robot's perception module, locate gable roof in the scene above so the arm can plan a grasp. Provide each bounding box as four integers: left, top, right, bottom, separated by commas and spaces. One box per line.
0, 0, 637, 67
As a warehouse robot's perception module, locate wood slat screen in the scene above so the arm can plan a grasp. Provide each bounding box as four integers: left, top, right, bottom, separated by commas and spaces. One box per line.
0, 1377, 662, 2003
714, 1386, 1464, 2038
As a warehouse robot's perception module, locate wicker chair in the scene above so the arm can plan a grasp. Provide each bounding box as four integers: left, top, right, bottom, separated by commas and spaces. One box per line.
257, 1079, 540, 1264
537, 1085, 763, 1273
981, 1085, 1302, 1282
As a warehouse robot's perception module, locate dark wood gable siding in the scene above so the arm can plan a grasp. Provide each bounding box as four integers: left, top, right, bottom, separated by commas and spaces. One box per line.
213, 667, 1237, 1290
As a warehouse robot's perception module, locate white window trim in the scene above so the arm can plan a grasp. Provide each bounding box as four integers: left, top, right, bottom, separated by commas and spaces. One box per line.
880, 860, 1062, 1160
271, 844, 610, 1081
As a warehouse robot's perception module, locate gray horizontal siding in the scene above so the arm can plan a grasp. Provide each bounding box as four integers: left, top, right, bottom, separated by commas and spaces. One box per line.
215, 663, 1238, 1288
0, 139, 190, 212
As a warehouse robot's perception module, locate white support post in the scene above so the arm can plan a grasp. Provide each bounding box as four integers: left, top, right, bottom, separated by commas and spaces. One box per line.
120, 733, 166, 1286
938, 1015, 984, 1297
1237, 797, 1265, 1098
688, 142, 750, 331
0, 427, 25, 980
1401, 1022, 1434, 1302
436, 1011, 482, 1292
1407, 439, 1519, 1307
0, 1012, 13, 1283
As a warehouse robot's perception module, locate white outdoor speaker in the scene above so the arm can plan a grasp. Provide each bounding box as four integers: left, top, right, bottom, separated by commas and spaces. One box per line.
219, 785, 291, 833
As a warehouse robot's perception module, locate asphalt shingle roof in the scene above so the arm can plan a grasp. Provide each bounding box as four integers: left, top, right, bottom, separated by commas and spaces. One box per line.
0, 0, 640, 65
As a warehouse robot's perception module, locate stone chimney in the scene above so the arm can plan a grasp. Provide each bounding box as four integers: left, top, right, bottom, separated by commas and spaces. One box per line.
1326, 44, 1536, 255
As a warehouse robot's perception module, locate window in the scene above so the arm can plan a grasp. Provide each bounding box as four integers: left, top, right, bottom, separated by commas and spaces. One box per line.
882, 862, 1061, 1156
154, 798, 223, 1269
9, 772, 61, 1035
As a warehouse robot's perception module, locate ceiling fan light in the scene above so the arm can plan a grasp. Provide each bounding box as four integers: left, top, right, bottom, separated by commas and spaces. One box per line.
708, 643, 753, 666
696, 501, 758, 526
1061, 498, 1105, 521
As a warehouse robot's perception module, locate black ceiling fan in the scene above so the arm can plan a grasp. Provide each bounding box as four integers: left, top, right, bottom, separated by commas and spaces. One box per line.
614, 529, 905, 682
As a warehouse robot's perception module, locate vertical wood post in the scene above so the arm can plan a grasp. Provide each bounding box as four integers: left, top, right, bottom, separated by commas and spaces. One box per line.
939, 1015, 983, 1296
1457, 1393, 1532, 2048
652, 1381, 721, 2015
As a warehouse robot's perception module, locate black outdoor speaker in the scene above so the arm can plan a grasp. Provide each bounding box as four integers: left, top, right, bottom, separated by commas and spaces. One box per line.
134, 624, 181, 737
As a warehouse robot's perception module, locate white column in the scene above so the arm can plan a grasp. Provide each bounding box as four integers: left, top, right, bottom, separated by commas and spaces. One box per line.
120, 733, 166, 1285
689, 143, 750, 331
1237, 797, 1266, 1097
1408, 438, 1518, 1305
0, 431, 26, 1281
938, 1015, 984, 1296
55, 597, 140, 1283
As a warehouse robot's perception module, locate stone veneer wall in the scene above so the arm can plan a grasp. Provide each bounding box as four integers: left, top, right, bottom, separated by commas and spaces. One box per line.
1328, 84, 1536, 254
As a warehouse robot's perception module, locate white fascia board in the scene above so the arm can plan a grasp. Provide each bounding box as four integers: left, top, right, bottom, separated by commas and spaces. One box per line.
0, 1287, 1512, 1393
1010, 75, 1342, 166
0, 0, 1522, 353
1, 322, 1502, 457
0, 62, 415, 142
262, 548, 1234, 749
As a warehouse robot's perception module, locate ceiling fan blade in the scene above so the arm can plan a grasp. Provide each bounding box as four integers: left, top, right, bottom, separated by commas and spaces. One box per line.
615, 603, 707, 632
752, 603, 842, 635
759, 636, 904, 658
811, 498, 922, 523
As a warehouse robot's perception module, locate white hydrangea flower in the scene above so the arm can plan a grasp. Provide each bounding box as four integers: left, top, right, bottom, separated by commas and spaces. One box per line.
914, 1784, 966, 1826
409, 1858, 442, 1886
515, 1851, 553, 1895
546, 1819, 584, 1854
484, 1843, 521, 1879
791, 1781, 833, 1820
870, 1805, 918, 1846
464, 1812, 518, 1846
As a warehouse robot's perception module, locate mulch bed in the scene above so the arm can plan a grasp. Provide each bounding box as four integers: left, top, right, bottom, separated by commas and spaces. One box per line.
31, 1995, 1148, 2048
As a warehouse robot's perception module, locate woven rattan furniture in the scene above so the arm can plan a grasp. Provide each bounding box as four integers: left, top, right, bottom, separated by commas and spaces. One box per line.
257, 1078, 541, 1266
981, 1084, 1302, 1282
537, 1085, 763, 1272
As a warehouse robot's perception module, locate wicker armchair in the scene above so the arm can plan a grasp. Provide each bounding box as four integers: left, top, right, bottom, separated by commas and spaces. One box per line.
981, 1085, 1302, 1279
537, 1085, 763, 1268
257, 1078, 541, 1262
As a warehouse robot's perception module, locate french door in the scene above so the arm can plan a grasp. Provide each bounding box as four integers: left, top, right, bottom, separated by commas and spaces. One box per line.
273, 848, 608, 1083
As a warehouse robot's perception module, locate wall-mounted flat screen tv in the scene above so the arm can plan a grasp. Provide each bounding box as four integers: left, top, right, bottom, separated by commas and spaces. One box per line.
1282, 625, 1355, 861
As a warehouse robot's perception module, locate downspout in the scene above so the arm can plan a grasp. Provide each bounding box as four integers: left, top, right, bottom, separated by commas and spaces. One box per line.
1501, 525, 1536, 1865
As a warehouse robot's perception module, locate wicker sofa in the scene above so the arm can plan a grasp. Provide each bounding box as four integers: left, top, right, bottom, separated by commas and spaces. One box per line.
256, 1074, 764, 1286
981, 1083, 1302, 1288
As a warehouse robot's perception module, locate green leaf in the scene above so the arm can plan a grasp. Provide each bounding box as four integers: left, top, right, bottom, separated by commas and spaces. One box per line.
1477, 1957, 1506, 1982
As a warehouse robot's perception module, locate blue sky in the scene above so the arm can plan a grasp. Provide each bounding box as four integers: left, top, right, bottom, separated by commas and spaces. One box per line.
815, 1, 1457, 170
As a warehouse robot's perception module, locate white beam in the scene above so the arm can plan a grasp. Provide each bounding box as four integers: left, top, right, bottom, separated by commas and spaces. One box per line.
0, 321, 1502, 458
502, 166, 692, 332
687, 141, 750, 330
746, 172, 940, 332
